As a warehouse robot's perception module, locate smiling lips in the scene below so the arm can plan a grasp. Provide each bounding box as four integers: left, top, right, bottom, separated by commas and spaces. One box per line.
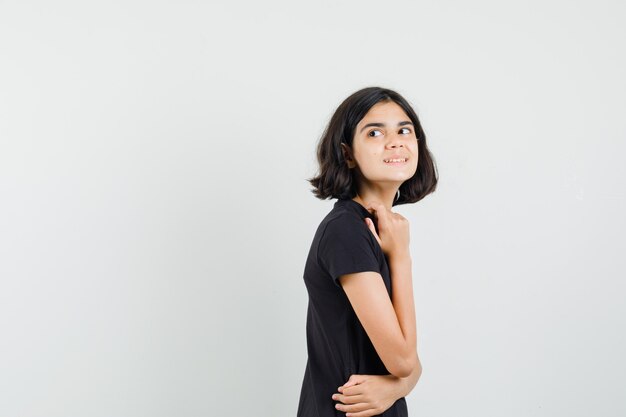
383, 156, 409, 164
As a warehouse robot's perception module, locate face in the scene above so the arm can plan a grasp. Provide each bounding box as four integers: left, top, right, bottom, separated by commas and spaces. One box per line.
342, 100, 419, 185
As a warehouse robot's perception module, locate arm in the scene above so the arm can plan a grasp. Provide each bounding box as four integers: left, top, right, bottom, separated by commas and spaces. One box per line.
387, 254, 422, 394
332, 201, 422, 414
318, 209, 417, 377
338, 253, 418, 378
332, 254, 422, 415
388, 251, 419, 377
397, 359, 422, 396
339, 263, 418, 378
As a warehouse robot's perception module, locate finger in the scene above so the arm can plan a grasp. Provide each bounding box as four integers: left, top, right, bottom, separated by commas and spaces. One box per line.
346, 373, 367, 387
334, 401, 370, 414
365, 200, 384, 214
342, 375, 358, 388
344, 407, 380, 417
331, 393, 365, 405
364, 218, 381, 245
366, 201, 389, 227
338, 378, 361, 393
338, 384, 364, 396
365, 201, 385, 220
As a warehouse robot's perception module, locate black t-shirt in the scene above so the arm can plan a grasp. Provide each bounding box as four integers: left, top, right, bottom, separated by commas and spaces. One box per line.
297, 198, 408, 417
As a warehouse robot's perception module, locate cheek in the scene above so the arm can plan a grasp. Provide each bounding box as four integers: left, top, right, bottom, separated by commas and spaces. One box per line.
357, 154, 383, 175
363, 156, 381, 170
357, 147, 382, 164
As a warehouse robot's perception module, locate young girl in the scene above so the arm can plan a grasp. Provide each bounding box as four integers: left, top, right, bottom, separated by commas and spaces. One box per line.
297, 87, 438, 417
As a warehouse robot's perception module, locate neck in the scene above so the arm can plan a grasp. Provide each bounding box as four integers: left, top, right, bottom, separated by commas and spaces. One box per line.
352, 184, 400, 212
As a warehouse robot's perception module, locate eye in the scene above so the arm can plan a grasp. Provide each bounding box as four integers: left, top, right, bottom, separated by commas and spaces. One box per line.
368, 129, 382, 137
400, 127, 412, 134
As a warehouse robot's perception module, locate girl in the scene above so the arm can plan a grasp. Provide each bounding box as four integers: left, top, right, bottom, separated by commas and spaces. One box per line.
297, 87, 438, 417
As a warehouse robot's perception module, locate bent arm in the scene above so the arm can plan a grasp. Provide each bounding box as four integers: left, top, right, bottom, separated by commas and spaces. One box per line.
338, 253, 419, 378
398, 358, 422, 396
389, 252, 419, 377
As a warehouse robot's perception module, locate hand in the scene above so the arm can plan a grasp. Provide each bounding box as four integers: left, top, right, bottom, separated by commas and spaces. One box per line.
364, 201, 410, 260
331, 374, 403, 417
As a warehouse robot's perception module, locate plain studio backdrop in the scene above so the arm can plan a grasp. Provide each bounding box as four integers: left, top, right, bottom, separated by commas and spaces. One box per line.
1, 1, 625, 416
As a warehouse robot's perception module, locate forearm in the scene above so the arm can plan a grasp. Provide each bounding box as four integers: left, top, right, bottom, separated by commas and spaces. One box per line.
378, 361, 421, 404
388, 252, 417, 369
397, 358, 422, 397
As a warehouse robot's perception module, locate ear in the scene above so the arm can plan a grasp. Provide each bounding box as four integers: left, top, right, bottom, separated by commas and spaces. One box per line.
340, 142, 356, 169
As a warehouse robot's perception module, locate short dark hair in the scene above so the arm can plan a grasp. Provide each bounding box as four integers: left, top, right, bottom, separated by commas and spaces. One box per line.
307, 86, 438, 206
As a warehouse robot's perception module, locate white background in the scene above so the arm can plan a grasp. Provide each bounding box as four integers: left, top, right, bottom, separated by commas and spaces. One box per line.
1, 1, 625, 416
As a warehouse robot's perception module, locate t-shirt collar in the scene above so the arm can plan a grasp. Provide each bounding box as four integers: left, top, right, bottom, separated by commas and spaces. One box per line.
335, 198, 375, 219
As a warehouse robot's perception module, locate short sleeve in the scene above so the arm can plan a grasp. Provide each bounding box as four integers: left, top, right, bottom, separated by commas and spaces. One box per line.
318, 215, 381, 288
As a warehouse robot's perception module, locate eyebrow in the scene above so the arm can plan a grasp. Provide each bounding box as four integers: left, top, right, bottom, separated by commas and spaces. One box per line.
359, 121, 414, 133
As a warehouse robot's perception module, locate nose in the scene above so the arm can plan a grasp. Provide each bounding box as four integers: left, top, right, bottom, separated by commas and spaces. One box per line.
387, 130, 409, 149
387, 136, 405, 148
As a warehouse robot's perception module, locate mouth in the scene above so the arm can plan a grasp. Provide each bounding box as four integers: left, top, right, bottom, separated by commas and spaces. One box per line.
383, 157, 409, 165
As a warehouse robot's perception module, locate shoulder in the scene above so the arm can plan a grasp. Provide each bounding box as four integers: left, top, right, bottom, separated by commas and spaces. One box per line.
320, 208, 367, 238
315, 208, 383, 283
318, 208, 378, 253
